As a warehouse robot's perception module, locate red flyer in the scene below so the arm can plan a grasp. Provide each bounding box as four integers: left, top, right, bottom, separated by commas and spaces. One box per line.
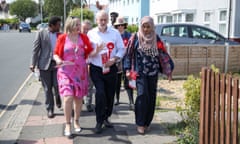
101, 52, 110, 74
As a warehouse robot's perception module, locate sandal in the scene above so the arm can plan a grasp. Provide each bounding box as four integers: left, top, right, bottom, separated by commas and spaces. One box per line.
137, 126, 145, 134
64, 122, 71, 137
74, 120, 82, 132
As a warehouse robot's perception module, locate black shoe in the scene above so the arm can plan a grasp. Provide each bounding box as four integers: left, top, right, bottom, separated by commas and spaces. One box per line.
57, 103, 61, 109
129, 104, 134, 111
94, 123, 103, 134
56, 96, 62, 109
103, 119, 113, 128
114, 101, 120, 105
86, 105, 94, 112
47, 110, 54, 118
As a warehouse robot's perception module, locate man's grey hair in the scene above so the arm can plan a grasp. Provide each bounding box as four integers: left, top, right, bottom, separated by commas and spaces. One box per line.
82, 19, 92, 28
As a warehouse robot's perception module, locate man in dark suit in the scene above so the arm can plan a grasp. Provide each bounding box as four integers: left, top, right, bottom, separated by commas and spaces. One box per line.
110, 12, 119, 26
30, 16, 62, 118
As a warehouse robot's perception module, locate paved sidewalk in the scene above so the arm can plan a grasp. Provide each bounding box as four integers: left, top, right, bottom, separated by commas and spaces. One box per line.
0, 76, 182, 144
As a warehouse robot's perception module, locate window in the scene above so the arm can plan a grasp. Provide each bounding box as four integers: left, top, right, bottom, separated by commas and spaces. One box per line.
191, 26, 224, 41
204, 12, 211, 22
173, 14, 177, 23
219, 10, 227, 21
186, 13, 194, 22
157, 15, 164, 23
219, 24, 226, 35
178, 13, 182, 22
136, 17, 138, 23
161, 26, 188, 37
166, 16, 172, 23
219, 10, 227, 35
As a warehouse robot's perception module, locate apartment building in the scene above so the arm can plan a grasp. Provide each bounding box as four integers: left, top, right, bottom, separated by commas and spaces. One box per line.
108, 0, 149, 25
108, 0, 240, 40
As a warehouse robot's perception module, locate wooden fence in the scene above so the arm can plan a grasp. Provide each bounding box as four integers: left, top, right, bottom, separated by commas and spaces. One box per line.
168, 45, 240, 76
199, 67, 239, 144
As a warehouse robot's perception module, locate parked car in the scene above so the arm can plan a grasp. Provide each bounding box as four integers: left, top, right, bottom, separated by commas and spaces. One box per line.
36, 23, 48, 31
155, 23, 239, 45
19, 22, 31, 32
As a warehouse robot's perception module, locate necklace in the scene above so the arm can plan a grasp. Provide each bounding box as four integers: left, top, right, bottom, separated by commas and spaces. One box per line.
69, 34, 79, 59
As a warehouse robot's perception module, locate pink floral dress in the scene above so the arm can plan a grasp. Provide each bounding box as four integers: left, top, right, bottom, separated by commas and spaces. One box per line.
57, 36, 88, 98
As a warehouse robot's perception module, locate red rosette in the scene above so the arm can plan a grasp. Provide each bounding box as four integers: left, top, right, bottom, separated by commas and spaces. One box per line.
106, 42, 114, 57
157, 41, 167, 52
107, 42, 114, 50
123, 38, 128, 47
130, 70, 138, 80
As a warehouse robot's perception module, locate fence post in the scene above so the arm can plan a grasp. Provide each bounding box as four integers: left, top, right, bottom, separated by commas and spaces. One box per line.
224, 42, 229, 73
199, 67, 208, 144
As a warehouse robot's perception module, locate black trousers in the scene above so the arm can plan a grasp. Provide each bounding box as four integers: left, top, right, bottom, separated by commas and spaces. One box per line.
115, 72, 123, 101
135, 74, 158, 127
90, 64, 117, 123
39, 60, 60, 111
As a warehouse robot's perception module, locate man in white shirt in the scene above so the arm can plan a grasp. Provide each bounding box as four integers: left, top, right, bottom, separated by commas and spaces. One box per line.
87, 10, 125, 134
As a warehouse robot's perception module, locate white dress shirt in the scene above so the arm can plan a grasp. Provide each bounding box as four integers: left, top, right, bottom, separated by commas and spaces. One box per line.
87, 26, 125, 67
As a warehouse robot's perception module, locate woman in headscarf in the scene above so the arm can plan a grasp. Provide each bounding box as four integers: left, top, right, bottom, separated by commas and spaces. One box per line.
123, 16, 170, 134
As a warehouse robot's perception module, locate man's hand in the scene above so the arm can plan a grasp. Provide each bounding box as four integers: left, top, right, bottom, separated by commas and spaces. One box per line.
104, 58, 116, 67
105, 57, 119, 67
29, 65, 35, 72
96, 43, 104, 53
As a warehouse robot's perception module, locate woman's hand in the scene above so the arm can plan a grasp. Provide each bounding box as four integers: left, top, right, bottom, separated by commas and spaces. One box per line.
53, 55, 63, 66
126, 70, 131, 80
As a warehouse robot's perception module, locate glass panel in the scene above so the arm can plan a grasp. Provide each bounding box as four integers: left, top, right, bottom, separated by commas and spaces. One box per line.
186, 14, 194, 22
204, 12, 210, 22
219, 10, 227, 21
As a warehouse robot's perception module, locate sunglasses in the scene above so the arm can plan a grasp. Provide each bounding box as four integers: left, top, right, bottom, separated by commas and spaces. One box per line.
117, 24, 125, 27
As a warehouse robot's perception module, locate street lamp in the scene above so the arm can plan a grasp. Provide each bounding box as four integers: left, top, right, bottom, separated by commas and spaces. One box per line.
64, 0, 66, 23
40, 0, 43, 23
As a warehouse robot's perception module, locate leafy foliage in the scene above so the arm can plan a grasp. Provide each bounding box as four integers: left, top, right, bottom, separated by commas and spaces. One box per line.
43, 0, 87, 19
0, 18, 19, 24
69, 8, 94, 22
177, 75, 201, 144
9, 0, 38, 21
43, 0, 64, 17
126, 24, 138, 33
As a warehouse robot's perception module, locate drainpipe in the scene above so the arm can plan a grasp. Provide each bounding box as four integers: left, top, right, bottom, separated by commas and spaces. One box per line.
227, 0, 232, 40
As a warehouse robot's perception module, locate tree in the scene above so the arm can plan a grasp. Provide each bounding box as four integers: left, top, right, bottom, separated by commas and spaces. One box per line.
69, 7, 94, 22
43, 0, 64, 17
9, 0, 38, 21
43, 0, 87, 19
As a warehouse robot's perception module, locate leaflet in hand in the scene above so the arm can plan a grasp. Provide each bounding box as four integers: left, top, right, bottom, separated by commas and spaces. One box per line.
101, 50, 110, 74
128, 70, 138, 89
55, 61, 75, 68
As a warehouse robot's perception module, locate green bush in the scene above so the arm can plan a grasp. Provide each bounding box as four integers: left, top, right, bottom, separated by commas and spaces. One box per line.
126, 24, 138, 33
177, 75, 201, 144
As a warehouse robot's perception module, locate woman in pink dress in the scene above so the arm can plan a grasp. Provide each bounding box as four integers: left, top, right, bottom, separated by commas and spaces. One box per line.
54, 17, 102, 138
